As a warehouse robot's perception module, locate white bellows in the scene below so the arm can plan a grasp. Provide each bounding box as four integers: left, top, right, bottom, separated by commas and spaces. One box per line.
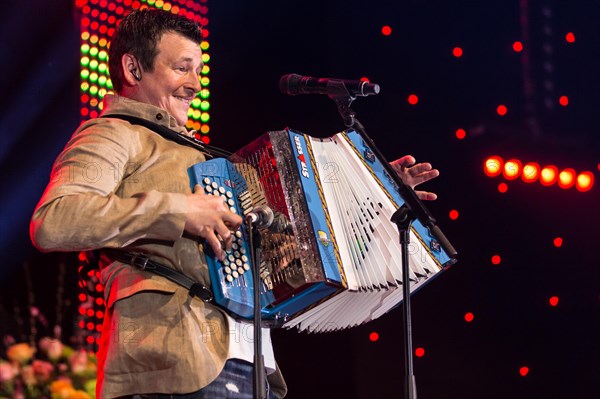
283, 135, 441, 332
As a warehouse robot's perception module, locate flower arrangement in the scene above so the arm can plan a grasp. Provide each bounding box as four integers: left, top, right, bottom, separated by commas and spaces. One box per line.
0, 338, 97, 399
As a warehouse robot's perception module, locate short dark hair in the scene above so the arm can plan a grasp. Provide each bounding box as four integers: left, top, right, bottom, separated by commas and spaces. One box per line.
108, 9, 202, 93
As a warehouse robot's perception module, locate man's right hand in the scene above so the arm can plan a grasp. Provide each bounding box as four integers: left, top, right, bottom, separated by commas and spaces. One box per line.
184, 184, 243, 261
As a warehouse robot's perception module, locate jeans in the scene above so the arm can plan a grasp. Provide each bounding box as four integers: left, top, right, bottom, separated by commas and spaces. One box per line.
131, 359, 277, 399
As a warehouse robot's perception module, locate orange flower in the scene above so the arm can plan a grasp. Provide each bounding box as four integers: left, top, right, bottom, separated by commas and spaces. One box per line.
50, 379, 74, 393
66, 390, 92, 399
6, 343, 36, 364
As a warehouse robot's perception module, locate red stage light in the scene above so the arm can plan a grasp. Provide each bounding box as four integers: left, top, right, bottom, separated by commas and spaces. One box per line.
553, 237, 563, 247
558, 168, 576, 189
449, 209, 459, 220
415, 348, 425, 357
369, 332, 379, 342
491, 255, 502, 265
522, 162, 540, 183
381, 25, 392, 36
496, 104, 508, 116
452, 47, 463, 57
484, 156, 504, 177
512, 41, 523, 52
540, 165, 558, 186
408, 94, 419, 105
86, 336, 95, 344
519, 366, 529, 377
498, 182, 508, 193
503, 159, 522, 180
360, 77, 371, 83
559, 95, 569, 106
455, 128, 466, 139
565, 32, 575, 43
464, 312, 474, 322
79, 293, 87, 302
575, 171, 594, 192
549, 296, 559, 307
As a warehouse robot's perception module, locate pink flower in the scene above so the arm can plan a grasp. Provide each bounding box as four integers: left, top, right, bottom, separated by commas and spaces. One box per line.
39, 337, 65, 361
32, 359, 54, 383
21, 365, 36, 386
68, 350, 89, 375
6, 343, 36, 364
0, 361, 18, 382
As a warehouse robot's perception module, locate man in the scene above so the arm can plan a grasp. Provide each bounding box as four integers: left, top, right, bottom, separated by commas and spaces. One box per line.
30, 8, 439, 399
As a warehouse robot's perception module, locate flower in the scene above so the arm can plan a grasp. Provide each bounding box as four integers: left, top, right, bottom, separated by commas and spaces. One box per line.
39, 338, 65, 362
0, 361, 18, 382
1, 338, 97, 399
6, 343, 36, 365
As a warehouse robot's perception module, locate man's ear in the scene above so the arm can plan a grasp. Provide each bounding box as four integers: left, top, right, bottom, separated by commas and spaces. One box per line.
121, 53, 142, 85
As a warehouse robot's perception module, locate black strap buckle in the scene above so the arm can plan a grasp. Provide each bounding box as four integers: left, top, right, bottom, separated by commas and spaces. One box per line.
189, 283, 214, 302
130, 254, 149, 270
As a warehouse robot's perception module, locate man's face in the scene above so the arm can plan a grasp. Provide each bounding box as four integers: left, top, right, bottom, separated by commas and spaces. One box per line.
135, 32, 202, 126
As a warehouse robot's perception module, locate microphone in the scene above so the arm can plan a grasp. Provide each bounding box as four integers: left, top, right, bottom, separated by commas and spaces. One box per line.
246, 205, 275, 229
279, 73, 380, 97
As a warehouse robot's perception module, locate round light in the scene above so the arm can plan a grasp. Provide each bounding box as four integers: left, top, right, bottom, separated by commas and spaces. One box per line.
513, 41, 523, 52
575, 171, 594, 192
540, 165, 558, 186
497, 104, 508, 116
452, 47, 463, 57
557, 168, 576, 189
522, 162, 540, 183
503, 159, 522, 180
484, 156, 503, 177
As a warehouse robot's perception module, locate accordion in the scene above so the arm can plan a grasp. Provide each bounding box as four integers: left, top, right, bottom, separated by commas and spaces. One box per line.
188, 128, 456, 332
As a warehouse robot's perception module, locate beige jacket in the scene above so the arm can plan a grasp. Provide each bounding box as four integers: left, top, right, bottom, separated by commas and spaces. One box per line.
30, 94, 286, 398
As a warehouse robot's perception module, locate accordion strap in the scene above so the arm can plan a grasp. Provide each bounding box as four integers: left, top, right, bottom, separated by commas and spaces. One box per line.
101, 113, 232, 158
103, 249, 214, 303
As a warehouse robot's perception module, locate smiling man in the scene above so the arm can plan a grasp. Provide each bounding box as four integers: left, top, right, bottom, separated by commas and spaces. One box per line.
30, 9, 285, 399
30, 8, 441, 399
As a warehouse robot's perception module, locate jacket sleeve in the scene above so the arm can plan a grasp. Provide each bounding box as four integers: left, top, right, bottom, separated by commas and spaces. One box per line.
30, 121, 189, 252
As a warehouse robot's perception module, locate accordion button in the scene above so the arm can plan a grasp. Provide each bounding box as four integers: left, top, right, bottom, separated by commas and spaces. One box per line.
232, 271, 239, 279
235, 259, 242, 267
232, 243, 239, 250
219, 187, 225, 194
228, 255, 235, 262
204, 185, 212, 193
224, 266, 232, 274
238, 267, 245, 275
225, 275, 233, 283
241, 255, 248, 262
234, 251, 240, 258
226, 191, 233, 198
235, 231, 242, 238
240, 248, 246, 255
211, 182, 218, 189
202, 177, 211, 185
243, 263, 250, 271
227, 199, 235, 206
230, 207, 237, 213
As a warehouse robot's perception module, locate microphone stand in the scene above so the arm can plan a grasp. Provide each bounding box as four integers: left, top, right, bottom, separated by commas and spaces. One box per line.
328, 86, 457, 399
246, 219, 267, 399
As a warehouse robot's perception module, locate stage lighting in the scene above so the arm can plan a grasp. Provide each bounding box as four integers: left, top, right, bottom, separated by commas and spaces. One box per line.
557, 168, 576, 189
503, 159, 522, 180
484, 156, 503, 177
575, 171, 594, 192
522, 162, 540, 183
540, 165, 558, 186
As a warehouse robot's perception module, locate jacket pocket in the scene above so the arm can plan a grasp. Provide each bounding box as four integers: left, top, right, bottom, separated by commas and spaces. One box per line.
103, 283, 185, 374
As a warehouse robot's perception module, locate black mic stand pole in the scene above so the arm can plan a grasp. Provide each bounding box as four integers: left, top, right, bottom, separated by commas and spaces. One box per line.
329, 85, 456, 399
246, 220, 267, 399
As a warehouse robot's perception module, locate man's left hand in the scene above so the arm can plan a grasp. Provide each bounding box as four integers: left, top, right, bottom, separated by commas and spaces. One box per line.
390, 155, 439, 201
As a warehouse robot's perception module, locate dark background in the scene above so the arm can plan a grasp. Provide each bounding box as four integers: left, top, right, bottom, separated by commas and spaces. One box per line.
1, 1, 598, 398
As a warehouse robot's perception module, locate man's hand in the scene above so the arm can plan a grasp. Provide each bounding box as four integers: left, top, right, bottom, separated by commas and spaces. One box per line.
390, 155, 439, 201
184, 184, 243, 260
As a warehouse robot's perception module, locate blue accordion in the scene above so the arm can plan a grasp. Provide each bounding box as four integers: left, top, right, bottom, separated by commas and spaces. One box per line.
188, 128, 456, 332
